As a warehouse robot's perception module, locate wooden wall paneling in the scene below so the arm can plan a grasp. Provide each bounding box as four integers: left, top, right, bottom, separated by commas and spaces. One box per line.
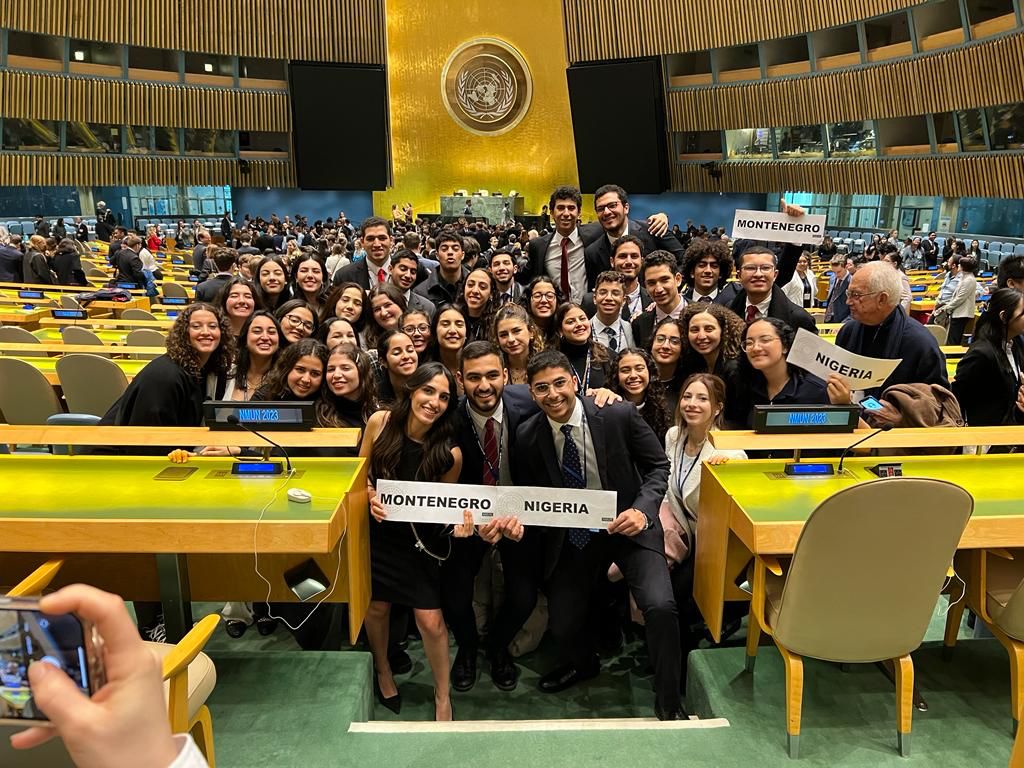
67, 0, 128, 44
128, 0, 179, 51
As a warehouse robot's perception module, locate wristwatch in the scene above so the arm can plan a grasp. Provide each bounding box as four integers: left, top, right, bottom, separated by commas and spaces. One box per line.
642, 513, 653, 531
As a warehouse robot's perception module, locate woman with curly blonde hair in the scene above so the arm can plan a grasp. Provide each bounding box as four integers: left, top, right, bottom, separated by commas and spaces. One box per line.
492, 303, 544, 385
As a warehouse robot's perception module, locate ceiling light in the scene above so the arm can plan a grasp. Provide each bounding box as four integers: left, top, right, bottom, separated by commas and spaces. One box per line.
73, 50, 85, 61
204, 63, 214, 73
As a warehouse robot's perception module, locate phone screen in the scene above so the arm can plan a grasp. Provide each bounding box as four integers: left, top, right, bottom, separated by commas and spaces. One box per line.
860, 396, 884, 412
0, 608, 90, 721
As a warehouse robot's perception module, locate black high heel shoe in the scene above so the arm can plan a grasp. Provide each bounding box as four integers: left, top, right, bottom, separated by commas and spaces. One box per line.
374, 673, 402, 715
224, 619, 248, 638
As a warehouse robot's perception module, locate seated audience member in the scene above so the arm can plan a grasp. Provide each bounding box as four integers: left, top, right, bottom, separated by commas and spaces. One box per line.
363, 283, 408, 349
610, 347, 671, 442
736, 317, 834, 427
632, 250, 687, 349
389, 249, 436, 319
216, 277, 256, 338
319, 316, 359, 351
588, 271, 634, 352
253, 255, 290, 311
220, 311, 282, 402
274, 298, 319, 345
432, 304, 468, 383
10, 584, 211, 768
663, 373, 746, 663
934, 255, 979, 346
835, 261, 948, 419
555, 302, 612, 394
289, 253, 328, 314
726, 245, 817, 333
521, 275, 560, 345
399, 309, 433, 360
415, 231, 468, 306
376, 329, 419, 406
781, 251, 818, 309
53, 237, 87, 286
489, 247, 523, 304
954, 288, 1024, 428
880, 247, 912, 313
493, 302, 545, 385
649, 317, 686, 412
678, 303, 745, 425
681, 237, 737, 304
822, 254, 852, 323
194, 247, 237, 302
512, 349, 681, 720
457, 267, 498, 342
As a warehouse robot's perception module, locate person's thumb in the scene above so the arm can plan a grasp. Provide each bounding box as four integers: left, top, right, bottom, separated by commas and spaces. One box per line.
27, 661, 91, 727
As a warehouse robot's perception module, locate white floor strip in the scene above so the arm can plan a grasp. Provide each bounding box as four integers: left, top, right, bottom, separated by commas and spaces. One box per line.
349, 717, 730, 734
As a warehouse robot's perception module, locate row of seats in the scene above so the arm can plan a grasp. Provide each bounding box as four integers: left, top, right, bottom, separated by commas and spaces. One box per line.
0, 325, 166, 352
826, 230, 1024, 264
0, 354, 129, 422
4, 217, 94, 236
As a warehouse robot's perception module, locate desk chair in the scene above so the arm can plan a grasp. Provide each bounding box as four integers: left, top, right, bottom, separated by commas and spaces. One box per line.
121, 308, 157, 321
162, 282, 190, 300
0, 357, 62, 425
944, 548, 1024, 734
147, 615, 220, 767
61, 326, 109, 357
744, 477, 973, 758
925, 324, 948, 345
6, 559, 64, 597
56, 354, 127, 417
125, 328, 167, 348
86, 267, 108, 278
0, 326, 44, 357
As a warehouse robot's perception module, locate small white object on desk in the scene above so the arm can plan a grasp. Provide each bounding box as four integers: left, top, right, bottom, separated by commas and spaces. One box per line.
287, 488, 312, 504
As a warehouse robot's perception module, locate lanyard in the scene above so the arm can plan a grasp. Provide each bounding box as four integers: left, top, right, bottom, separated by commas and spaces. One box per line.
570, 349, 592, 396
468, 409, 504, 483
591, 321, 624, 350
674, 436, 705, 503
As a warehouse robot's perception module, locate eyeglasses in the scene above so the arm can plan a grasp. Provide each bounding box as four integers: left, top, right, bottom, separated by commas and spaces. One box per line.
846, 291, 879, 302
595, 201, 622, 214
530, 377, 572, 395
743, 335, 780, 350
283, 314, 314, 331
402, 324, 430, 335
740, 264, 775, 274
532, 291, 557, 301
653, 335, 682, 346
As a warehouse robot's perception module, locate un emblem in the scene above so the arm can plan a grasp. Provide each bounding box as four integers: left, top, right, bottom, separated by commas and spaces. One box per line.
442, 38, 532, 136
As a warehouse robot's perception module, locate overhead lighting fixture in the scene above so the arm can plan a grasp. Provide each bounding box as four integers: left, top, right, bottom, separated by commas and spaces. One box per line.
73, 50, 85, 61
203, 63, 214, 73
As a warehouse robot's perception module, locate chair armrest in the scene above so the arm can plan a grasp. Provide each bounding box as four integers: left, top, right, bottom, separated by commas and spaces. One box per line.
988, 548, 1015, 561
758, 554, 784, 576
7, 560, 64, 597
162, 614, 220, 680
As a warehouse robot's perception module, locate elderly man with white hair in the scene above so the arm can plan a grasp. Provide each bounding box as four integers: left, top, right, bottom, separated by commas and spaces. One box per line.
832, 261, 948, 425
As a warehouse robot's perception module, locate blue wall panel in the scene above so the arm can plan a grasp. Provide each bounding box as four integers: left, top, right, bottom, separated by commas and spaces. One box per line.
230, 188, 374, 224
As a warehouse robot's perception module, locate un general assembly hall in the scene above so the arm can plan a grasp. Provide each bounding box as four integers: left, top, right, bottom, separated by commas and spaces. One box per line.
3, 1, 1024, 766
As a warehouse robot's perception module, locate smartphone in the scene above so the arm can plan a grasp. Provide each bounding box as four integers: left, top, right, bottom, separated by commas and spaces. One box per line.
0, 597, 106, 725
860, 396, 885, 412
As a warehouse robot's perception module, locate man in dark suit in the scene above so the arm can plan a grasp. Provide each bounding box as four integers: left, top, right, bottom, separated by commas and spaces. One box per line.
516, 185, 669, 302
488, 248, 524, 305
334, 216, 430, 291
388, 249, 436, 319
194, 248, 237, 302
113, 235, 148, 289
443, 342, 540, 693
106, 226, 128, 267
581, 235, 651, 321
414, 232, 467, 307
822, 254, 852, 323
191, 230, 211, 272
0, 235, 23, 282
680, 237, 741, 305
726, 245, 817, 334
513, 349, 682, 719
631, 251, 686, 350
583, 185, 684, 287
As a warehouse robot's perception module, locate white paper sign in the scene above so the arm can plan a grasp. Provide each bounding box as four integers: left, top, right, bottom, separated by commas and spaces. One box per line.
786, 328, 901, 388
375, 480, 617, 528
731, 209, 827, 245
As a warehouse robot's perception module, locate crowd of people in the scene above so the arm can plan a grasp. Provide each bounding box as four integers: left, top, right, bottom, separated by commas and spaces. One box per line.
16, 183, 1024, 731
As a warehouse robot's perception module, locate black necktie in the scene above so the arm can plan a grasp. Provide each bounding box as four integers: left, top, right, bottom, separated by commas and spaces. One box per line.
699, 295, 712, 303
560, 424, 591, 549
604, 326, 618, 351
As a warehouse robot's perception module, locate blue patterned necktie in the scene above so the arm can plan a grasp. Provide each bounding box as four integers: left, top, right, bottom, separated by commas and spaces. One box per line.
560, 424, 591, 549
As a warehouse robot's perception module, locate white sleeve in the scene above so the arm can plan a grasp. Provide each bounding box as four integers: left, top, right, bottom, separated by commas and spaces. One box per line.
167, 734, 209, 768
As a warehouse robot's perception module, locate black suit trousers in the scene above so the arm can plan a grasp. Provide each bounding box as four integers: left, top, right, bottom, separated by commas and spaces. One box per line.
547, 532, 681, 709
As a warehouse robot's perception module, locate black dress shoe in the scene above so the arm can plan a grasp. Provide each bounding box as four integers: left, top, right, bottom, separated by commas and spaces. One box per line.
538, 662, 600, 694
655, 701, 688, 721
255, 616, 278, 636
224, 619, 248, 639
451, 648, 478, 692
489, 649, 519, 691
374, 674, 402, 715
388, 649, 412, 675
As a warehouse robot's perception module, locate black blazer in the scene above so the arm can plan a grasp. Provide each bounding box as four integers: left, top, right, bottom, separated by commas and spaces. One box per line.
195, 273, 232, 302
333, 258, 430, 290
954, 337, 1024, 426
455, 384, 538, 485
682, 282, 742, 306
823, 274, 851, 323
513, 398, 669, 577
583, 219, 685, 288
516, 222, 604, 286
581, 286, 651, 323
727, 284, 818, 334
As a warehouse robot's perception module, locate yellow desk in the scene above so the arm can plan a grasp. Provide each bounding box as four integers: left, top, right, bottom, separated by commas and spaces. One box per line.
0, 307, 46, 329
39, 317, 173, 330
695, 454, 1024, 641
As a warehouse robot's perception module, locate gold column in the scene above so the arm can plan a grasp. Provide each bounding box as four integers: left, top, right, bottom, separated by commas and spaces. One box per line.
376, 0, 579, 216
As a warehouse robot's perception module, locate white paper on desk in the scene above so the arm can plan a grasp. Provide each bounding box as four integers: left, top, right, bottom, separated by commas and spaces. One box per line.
786, 328, 901, 388
375, 480, 617, 528
731, 209, 827, 245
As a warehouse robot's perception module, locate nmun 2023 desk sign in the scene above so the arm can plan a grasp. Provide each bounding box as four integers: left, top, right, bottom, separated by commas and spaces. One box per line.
375, 480, 616, 528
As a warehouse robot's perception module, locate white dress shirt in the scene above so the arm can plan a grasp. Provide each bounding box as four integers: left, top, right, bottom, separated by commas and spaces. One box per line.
744, 294, 772, 319
366, 257, 391, 290
590, 315, 634, 351
691, 286, 719, 302
468, 400, 511, 485
547, 398, 601, 491
624, 282, 643, 318
655, 295, 686, 323
545, 229, 586, 302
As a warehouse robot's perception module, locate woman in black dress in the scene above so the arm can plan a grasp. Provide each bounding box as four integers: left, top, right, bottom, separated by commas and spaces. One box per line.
360, 362, 468, 721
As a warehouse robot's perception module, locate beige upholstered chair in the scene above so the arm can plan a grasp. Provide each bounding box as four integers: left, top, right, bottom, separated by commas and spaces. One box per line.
62, 325, 109, 358
925, 324, 948, 346
56, 354, 128, 417
944, 547, 1024, 734
121, 308, 157, 321
0, 325, 45, 357
125, 328, 167, 347
744, 477, 973, 758
162, 282, 191, 300
0, 357, 63, 424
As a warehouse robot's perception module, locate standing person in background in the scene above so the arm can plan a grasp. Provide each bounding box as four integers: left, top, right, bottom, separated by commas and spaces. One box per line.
195, 249, 237, 303
0, 233, 23, 282
936, 255, 979, 346
53, 238, 87, 286
23, 234, 54, 284
74, 216, 89, 242
823, 254, 852, 323
880, 247, 913, 314
781, 252, 818, 309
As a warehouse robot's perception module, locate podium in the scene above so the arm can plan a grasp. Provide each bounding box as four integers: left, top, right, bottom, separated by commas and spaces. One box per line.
440, 194, 524, 224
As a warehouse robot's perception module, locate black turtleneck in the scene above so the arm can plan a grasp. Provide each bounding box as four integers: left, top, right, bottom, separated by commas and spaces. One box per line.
559, 338, 607, 393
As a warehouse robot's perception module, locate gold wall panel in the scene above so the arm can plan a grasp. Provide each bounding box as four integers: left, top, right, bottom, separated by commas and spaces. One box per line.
669, 32, 1024, 131
671, 156, 1024, 199
0, 0, 384, 63
563, 0, 928, 61
378, 0, 579, 217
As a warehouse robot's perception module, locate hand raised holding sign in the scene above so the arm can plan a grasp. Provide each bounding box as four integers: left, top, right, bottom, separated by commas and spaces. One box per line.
369, 489, 387, 523
779, 198, 806, 218
453, 510, 475, 538
477, 516, 504, 544
497, 515, 524, 542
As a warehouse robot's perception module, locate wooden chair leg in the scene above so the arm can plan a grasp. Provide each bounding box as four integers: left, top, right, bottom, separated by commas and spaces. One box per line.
894, 654, 913, 757
1006, 638, 1024, 735
744, 601, 762, 672
942, 594, 967, 660
777, 643, 803, 759
190, 705, 215, 768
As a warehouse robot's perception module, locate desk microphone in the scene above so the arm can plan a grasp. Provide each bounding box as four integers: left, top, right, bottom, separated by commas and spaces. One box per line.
837, 423, 893, 474
225, 414, 293, 474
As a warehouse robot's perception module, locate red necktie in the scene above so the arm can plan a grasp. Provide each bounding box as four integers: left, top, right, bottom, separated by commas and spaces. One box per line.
559, 237, 571, 301
482, 417, 499, 486
745, 305, 759, 324
377, 267, 387, 285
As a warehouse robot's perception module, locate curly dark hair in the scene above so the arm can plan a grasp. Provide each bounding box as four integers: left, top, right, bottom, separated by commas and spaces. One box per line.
166, 303, 235, 379
364, 283, 408, 350
252, 337, 328, 401
234, 310, 282, 391
678, 302, 744, 361
456, 267, 499, 342
681, 237, 733, 287
252, 255, 290, 311
609, 347, 671, 442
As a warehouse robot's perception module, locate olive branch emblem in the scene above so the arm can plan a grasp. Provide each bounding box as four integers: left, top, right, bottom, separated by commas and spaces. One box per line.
456, 65, 516, 121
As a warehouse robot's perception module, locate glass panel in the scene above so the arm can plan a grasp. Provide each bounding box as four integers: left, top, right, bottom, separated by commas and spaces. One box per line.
239, 57, 286, 80
66, 122, 121, 153
958, 109, 988, 152
155, 128, 180, 155
125, 126, 151, 154
129, 48, 179, 75
69, 39, 121, 67
184, 129, 235, 156
827, 121, 876, 157
725, 128, 772, 160
184, 52, 233, 77
773, 125, 824, 159
677, 131, 722, 158
7, 31, 63, 63
2, 118, 60, 151
986, 103, 1024, 151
